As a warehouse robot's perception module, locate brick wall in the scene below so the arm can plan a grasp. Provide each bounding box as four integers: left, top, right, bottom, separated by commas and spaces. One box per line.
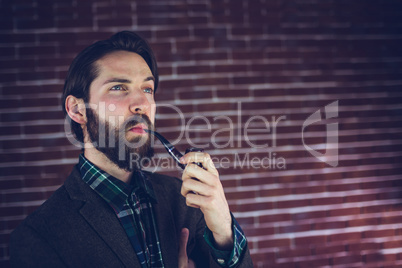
1, 0, 402, 267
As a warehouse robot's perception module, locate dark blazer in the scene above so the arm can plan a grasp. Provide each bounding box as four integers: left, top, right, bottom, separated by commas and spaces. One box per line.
10, 166, 253, 267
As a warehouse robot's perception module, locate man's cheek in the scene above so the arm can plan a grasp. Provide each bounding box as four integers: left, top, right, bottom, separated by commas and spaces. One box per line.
150, 103, 156, 123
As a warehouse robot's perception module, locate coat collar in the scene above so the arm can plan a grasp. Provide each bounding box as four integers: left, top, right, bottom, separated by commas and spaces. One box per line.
64, 166, 180, 267
64, 166, 140, 267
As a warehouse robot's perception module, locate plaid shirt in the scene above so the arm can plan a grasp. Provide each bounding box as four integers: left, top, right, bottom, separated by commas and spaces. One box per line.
79, 154, 247, 267
79, 155, 163, 268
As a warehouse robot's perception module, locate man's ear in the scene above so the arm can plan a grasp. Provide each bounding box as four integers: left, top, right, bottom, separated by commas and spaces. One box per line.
65, 95, 87, 125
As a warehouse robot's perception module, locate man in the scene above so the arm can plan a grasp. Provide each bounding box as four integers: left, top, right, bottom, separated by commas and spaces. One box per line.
10, 31, 253, 267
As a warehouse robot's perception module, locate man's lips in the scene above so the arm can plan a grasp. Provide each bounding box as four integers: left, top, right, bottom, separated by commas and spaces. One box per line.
128, 124, 147, 134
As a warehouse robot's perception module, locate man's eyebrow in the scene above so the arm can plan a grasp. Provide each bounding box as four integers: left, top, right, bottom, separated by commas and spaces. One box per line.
102, 76, 154, 85
144, 76, 155, 83
103, 78, 132, 85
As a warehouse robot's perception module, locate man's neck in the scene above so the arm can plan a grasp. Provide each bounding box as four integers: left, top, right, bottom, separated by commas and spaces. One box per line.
84, 147, 132, 184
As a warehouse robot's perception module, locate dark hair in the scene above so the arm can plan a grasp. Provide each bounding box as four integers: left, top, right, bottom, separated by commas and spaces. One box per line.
61, 31, 159, 143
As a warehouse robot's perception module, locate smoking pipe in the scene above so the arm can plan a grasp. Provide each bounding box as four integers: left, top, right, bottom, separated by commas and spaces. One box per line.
144, 129, 204, 170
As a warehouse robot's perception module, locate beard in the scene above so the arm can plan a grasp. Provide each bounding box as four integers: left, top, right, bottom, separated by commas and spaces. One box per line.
86, 108, 155, 171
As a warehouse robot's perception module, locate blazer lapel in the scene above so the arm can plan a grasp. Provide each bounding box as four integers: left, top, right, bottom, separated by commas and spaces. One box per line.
152, 181, 180, 267
79, 201, 140, 267
65, 167, 140, 267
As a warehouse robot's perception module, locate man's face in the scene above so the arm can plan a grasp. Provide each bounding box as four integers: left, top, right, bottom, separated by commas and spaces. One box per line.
85, 51, 156, 170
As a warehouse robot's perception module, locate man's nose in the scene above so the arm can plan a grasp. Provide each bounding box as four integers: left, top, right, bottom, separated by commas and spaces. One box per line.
128, 90, 149, 114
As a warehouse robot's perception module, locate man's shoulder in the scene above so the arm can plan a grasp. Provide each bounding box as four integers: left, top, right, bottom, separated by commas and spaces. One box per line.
12, 166, 86, 234
10, 184, 69, 248
17, 189, 75, 229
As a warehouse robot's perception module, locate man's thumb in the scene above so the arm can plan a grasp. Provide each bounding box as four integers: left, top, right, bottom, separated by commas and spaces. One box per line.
178, 228, 190, 268
179, 228, 189, 254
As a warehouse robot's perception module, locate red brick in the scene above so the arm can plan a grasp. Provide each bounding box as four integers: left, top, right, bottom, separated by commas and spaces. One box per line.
0, 165, 43, 176
279, 223, 311, 234
364, 252, 387, 262
194, 27, 228, 38
277, 247, 312, 258
0, 33, 36, 44
259, 238, 290, 248
18, 45, 57, 56
0, 98, 20, 109
177, 65, 211, 75
362, 205, 394, 214
348, 217, 379, 227
3, 191, 45, 203
259, 213, 292, 223
193, 51, 229, 61
348, 241, 382, 251
236, 202, 273, 212
329, 208, 361, 217
233, 75, 265, 85
196, 101, 233, 112
214, 39, 247, 49
293, 210, 327, 221
0, 206, 24, 217
292, 185, 326, 194
195, 77, 229, 87
332, 254, 362, 265
311, 197, 343, 206
214, 64, 248, 73
377, 191, 402, 201
249, 251, 276, 264
345, 193, 379, 203
176, 40, 210, 51
314, 221, 347, 230
295, 235, 326, 246
242, 226, 275, 237
382, 239, 402, 249
315, 244, 345, 255
329, 232, 361, 242
276, 199, 310, 209
225, 190, 256, 200
216, 89, 250, 98
0, 179, 23, 190
298, 258, 330, 268
159, 78, 193, 89
381, 215, 402, 224
155, 29, 190, 39
260, 188, 292, 197
363, 229, 395, 239
24, 176, 62, 188
327, 183, 360, 192
95, 4, 132, 16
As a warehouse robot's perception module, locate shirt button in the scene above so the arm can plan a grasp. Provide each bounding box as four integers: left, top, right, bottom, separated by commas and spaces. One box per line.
217, 258, 225, 265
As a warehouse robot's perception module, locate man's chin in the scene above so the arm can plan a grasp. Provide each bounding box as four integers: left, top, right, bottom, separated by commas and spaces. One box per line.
93, 144, 154, 172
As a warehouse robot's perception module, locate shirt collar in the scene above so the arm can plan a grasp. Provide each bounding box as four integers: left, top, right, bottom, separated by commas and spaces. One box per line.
78, 154, 157, 211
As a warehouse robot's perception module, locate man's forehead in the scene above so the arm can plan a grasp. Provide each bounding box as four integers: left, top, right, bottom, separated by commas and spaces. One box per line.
96, 51, 153, 77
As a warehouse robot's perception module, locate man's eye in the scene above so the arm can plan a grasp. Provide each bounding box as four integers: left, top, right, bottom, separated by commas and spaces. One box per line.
110, 85, 126, 91
144, 88, 154, 94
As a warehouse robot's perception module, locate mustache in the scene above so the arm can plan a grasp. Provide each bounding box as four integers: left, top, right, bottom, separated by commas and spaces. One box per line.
123, 114, 154, 132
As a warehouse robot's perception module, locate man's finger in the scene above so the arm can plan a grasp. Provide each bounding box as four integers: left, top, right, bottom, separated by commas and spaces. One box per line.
180, 152, 218, 175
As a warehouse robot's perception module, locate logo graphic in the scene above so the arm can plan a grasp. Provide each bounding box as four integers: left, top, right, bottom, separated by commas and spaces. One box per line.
302, 100, 339, 167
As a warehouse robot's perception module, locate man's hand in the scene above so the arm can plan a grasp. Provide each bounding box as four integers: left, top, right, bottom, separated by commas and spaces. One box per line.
180, 152, 233, 249
178, 228, 196, 268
